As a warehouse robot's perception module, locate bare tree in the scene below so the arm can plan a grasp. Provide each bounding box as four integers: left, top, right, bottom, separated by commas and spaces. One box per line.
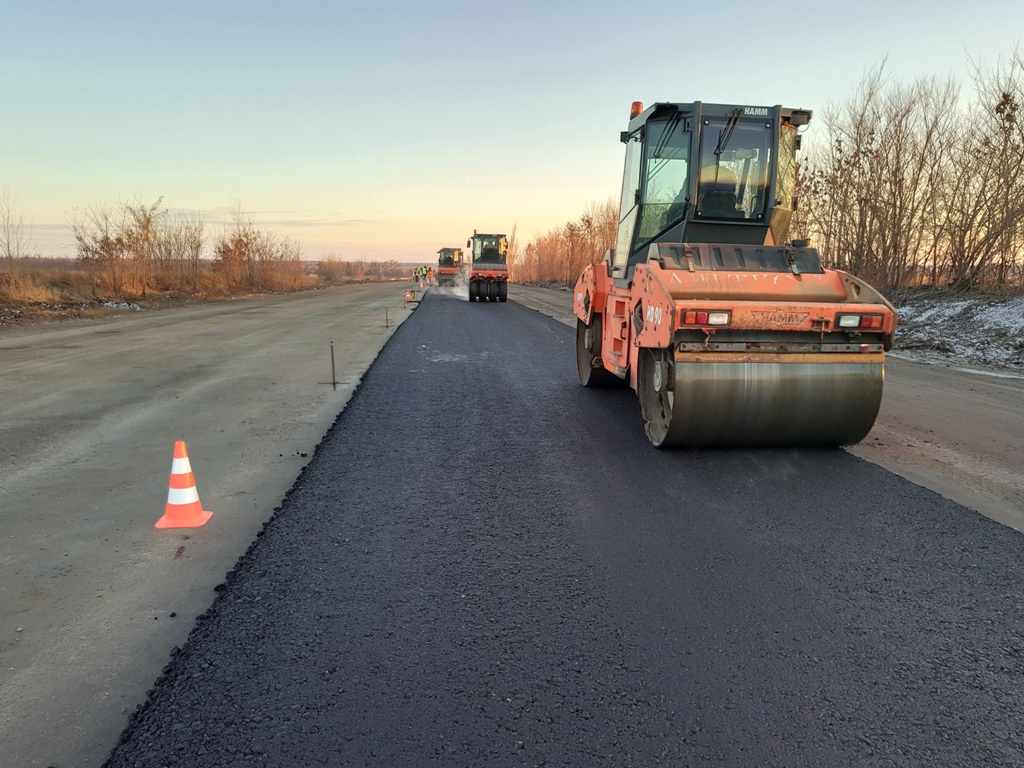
122, 197, 166, 296
214, 204, 258, 290
803, 65, 962, 289
800, 48, 1024, 292
875, 76, 959, 287
154, 211, 205, 292
939, 46, 1024, 290
180, 212, 205, 293
506, 225, 520, 280
803, 65, 890, 284
1, 190, 33, 296
513, 198, 618, 283
70, 204, 128, 299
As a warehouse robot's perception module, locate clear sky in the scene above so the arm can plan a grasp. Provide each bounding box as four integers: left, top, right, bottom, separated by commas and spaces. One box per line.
2, 0, 1021, 263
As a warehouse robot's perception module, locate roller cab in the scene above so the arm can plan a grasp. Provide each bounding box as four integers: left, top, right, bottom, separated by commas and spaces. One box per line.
573, 101, 898, 447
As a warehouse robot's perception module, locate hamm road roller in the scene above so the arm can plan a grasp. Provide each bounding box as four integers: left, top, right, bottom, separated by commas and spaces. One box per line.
573, 101, 897, 447
436, 247, 465, 287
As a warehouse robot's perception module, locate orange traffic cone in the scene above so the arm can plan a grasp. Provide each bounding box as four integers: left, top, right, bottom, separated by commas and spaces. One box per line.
155, 441, 213, 529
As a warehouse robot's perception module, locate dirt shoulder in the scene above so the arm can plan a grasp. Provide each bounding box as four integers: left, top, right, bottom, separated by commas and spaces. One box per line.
0, 283, 412, 768
0, 282, 387, 329
0, 295, 205, 328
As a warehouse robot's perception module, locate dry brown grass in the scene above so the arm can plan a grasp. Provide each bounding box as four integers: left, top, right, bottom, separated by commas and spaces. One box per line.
0, 262, 94, 302
0, 256, 413, 327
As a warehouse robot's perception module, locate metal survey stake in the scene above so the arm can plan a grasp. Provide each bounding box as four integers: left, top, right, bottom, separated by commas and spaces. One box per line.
330, 341, 337, 391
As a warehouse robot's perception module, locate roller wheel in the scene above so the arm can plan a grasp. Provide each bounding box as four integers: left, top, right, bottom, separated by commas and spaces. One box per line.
636, 348, 884, 448
498, 281, 508, 302
488, 281, 499, 301
469, 281, 479, 301
637, 348, 679, 447
576, 317, 622, 388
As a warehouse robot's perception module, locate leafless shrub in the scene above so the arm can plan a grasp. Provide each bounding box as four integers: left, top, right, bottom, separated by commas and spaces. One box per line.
210, 205, 305, 292
316, 255, 409, 282
70, 203, 130, 299
1, 190, 33, 297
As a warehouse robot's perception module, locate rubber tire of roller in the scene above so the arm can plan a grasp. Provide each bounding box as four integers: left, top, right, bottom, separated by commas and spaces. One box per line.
576, 316, 623, 388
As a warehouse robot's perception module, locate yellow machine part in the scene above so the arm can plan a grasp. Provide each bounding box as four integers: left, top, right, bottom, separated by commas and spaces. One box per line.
637, 350, 885, 448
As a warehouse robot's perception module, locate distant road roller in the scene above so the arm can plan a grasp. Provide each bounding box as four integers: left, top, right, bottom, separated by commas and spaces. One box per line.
436, 247, 465, 287
573, 101, 897, 447
467, 231, 509, 302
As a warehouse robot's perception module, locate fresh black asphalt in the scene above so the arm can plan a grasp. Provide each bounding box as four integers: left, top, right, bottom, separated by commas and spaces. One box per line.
103, 292, 1024, 767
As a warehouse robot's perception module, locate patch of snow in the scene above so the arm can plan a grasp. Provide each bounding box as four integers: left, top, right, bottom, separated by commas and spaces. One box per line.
893, 292, 1024, 373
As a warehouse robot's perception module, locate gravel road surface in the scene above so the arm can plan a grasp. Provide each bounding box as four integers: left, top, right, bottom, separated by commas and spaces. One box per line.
0, 284, 411, 768
102, 291, 1024, 767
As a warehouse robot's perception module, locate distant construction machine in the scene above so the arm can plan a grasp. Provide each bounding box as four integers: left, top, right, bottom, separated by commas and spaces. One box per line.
436, 247, 465, 287
573, 100, 897, 447
466, 231, 509, 302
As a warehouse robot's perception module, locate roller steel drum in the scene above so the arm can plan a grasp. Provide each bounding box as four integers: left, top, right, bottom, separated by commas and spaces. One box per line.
637, 349, 884, 448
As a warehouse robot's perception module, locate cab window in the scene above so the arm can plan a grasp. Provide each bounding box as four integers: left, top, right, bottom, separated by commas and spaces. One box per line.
695, 115, 772, 220
636, 115, 690, 251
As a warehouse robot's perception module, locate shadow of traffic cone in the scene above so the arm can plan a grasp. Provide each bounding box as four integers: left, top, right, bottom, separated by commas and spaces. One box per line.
155, 441, 213, 529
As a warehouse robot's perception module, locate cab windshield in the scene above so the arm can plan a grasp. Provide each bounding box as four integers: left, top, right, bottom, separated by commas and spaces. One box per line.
636, 114, 690, 250
695, 114, 772, 220
438, 249, 461, 266
473, 236, 507, 263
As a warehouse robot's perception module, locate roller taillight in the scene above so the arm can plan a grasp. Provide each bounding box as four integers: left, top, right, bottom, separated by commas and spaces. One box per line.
682, 310, 731, 326
837, 313, 884, 330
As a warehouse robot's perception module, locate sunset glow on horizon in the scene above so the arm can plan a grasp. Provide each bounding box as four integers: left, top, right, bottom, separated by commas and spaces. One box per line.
3, 0, 1022, 263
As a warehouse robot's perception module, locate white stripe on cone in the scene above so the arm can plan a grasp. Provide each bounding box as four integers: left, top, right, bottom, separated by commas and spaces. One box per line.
167, 486, 201, 505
